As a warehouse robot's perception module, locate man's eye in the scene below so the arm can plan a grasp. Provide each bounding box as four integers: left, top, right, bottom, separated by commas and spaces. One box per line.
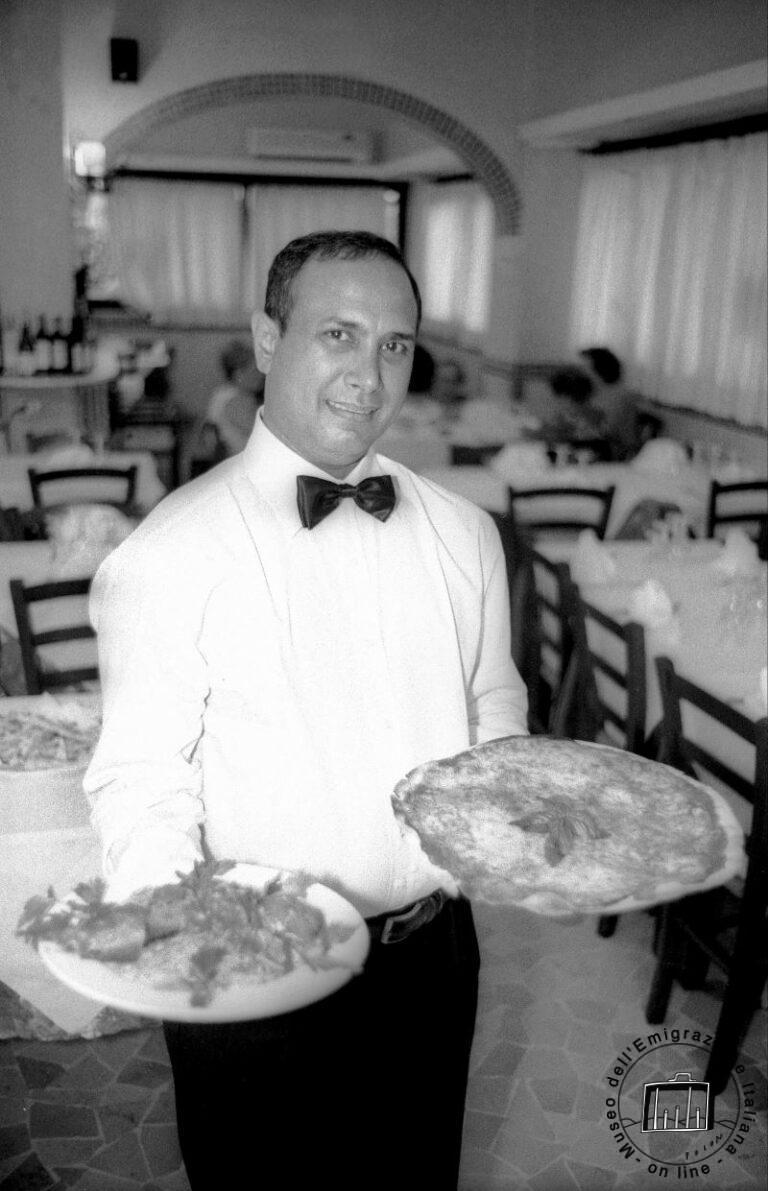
382, 340, 410, 357
325, 328, 351, 342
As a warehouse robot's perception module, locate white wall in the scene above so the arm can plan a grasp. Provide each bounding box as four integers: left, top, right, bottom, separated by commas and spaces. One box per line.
1, 0, 764, 367
469, 147, 585, 366
0, 0, 73, 324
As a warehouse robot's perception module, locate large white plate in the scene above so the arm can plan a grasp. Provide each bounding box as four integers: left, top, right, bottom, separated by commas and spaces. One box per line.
38, 864, 370, 1023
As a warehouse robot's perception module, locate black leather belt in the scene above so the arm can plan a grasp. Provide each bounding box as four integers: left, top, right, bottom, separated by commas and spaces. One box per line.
366, 889, 448, 945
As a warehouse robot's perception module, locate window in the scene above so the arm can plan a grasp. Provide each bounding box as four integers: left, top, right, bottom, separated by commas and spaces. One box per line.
99, 178, 401, 324
570, 133, 767, 429
407, 180, 495, 343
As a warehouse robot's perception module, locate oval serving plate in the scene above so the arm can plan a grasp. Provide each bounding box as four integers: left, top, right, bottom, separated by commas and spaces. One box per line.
38, 864, 370, 1023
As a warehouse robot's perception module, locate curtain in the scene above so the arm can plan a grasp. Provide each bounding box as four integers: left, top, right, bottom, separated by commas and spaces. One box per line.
242, 185, 398, 312
107, 179, 397, 324
570, 133, 767, 429
108, 179, 246, 323
407, 180, 495, 343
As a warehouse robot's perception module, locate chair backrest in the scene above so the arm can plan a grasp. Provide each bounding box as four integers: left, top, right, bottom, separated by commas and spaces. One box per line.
655, 655, 767, 816
570, 595, 647, 754
507, 485, 615, 540
527, 545, 577, 692
706, 480, 768, 557
28, 466, 138, 512
9, 576, 97, 694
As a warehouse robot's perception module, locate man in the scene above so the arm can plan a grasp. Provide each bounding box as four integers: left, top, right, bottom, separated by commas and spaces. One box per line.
85, 230, 528, 1189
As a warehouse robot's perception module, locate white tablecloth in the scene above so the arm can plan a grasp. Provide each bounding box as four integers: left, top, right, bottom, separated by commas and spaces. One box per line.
537, 537, 767, 814
422, 460, 714, 538
377, 427, 452, 472
0, 540, 99, 682
0, 450, 165, 513
1, 694, 105, 1033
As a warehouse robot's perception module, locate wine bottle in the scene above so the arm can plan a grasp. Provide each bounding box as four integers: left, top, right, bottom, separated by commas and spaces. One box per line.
17, 318, 36, 377
33, 315, 53, 374
51, 317, 69, 373
0, 302, 5, 376
68, 309, 86, 374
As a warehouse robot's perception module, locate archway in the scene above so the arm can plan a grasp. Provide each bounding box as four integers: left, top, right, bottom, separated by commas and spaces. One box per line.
103, 72, 522, 234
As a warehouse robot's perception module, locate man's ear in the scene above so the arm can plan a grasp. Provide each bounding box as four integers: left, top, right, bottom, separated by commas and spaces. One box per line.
251, 312, 280, 374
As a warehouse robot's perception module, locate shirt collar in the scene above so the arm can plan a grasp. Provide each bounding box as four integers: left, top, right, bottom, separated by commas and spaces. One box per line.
242, 412, 379, 534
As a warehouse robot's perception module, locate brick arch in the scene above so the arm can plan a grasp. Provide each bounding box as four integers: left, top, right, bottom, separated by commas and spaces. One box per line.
103, 73, 521, 234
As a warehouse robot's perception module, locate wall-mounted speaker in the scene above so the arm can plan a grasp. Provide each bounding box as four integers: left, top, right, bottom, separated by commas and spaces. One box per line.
110, 38, 139, 84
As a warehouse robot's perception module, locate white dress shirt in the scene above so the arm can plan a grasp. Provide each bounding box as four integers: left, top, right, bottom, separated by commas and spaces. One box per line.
84, 416, 528, 915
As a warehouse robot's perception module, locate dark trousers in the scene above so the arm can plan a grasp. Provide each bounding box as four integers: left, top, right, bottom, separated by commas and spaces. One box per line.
163, 895, 480, 1190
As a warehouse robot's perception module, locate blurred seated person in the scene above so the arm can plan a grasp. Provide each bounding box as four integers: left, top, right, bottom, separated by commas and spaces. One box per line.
206, 339, 265, 456
432, 358, 467, 411
540, 365, 607, 448
578, 346, 642, 460
388, 343, 445, 431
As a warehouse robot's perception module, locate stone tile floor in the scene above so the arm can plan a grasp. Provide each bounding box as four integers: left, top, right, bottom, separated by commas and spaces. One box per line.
0, 904, 765, 1190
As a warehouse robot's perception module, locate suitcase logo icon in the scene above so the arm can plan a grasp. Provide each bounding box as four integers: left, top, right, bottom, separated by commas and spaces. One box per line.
641, 1072, 712, 1132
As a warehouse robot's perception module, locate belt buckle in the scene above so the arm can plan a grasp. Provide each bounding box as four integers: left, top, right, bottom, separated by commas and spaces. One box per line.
380, 899, 422, 945
379, 891, 443, 945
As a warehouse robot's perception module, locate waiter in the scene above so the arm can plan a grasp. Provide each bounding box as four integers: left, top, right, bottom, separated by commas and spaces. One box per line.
85, 229, 528, 1189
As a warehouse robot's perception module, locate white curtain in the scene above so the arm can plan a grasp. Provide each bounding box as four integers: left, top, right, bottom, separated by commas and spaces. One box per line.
107, 179, 398, 323
108, 179, 246, 323
570, 133, 767, 429
407, 180, 495, 343
243, 185, 398, 312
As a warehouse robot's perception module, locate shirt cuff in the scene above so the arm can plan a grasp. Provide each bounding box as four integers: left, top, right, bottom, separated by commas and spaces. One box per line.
103, 829, 203, 903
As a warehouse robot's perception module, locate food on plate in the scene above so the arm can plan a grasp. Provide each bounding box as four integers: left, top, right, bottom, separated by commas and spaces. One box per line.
0, 706, 102, 769
392, 735, 742, 916
17, 860, 359, 1007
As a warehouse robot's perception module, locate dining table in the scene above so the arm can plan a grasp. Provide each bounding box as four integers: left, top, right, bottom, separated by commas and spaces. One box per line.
0, 513, 128, 689
0, 692, 111, 1036
0, 447, 166, 514
420, 455, 725, 538
536, 530, 767, 829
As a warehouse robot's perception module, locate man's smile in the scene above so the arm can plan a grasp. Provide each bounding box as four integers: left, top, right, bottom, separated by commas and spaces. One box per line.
326, 400, 378, 418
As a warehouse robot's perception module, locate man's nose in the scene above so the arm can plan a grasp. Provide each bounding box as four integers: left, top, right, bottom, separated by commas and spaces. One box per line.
347, 347, 382, 394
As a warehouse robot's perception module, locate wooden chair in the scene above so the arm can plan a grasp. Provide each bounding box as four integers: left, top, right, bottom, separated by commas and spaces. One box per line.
573, 598, 647, 755
645, 656, 767, 1094
507, 484, 615, 541
566, 595, 648, 938
706, 479, 768, 558
517, 543, 579, 736
10, 577, 98, 694
28, 466, 138, 513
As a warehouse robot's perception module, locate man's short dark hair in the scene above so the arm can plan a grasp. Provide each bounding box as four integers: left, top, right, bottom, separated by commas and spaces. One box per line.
550, 366, 594, 405
579, 346, 623, 385
264, 229, 422, 334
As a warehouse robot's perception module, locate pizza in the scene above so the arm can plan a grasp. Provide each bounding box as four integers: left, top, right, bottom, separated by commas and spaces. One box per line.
392, 736, 745, 916
0, 706, 101, 770
17, 860, 359, 1008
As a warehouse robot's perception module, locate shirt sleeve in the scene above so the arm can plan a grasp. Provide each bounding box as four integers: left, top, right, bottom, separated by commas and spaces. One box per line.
466, 513, 529, 742
83, 540, 209, 898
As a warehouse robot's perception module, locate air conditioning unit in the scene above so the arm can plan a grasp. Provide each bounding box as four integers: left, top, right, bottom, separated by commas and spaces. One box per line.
245, 127, 374, 165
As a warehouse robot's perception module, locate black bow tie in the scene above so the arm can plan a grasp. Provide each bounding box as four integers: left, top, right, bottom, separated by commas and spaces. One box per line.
296, 474, 397, 530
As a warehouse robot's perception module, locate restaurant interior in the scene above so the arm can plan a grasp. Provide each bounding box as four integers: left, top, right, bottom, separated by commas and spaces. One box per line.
1, 2, 767, 1189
